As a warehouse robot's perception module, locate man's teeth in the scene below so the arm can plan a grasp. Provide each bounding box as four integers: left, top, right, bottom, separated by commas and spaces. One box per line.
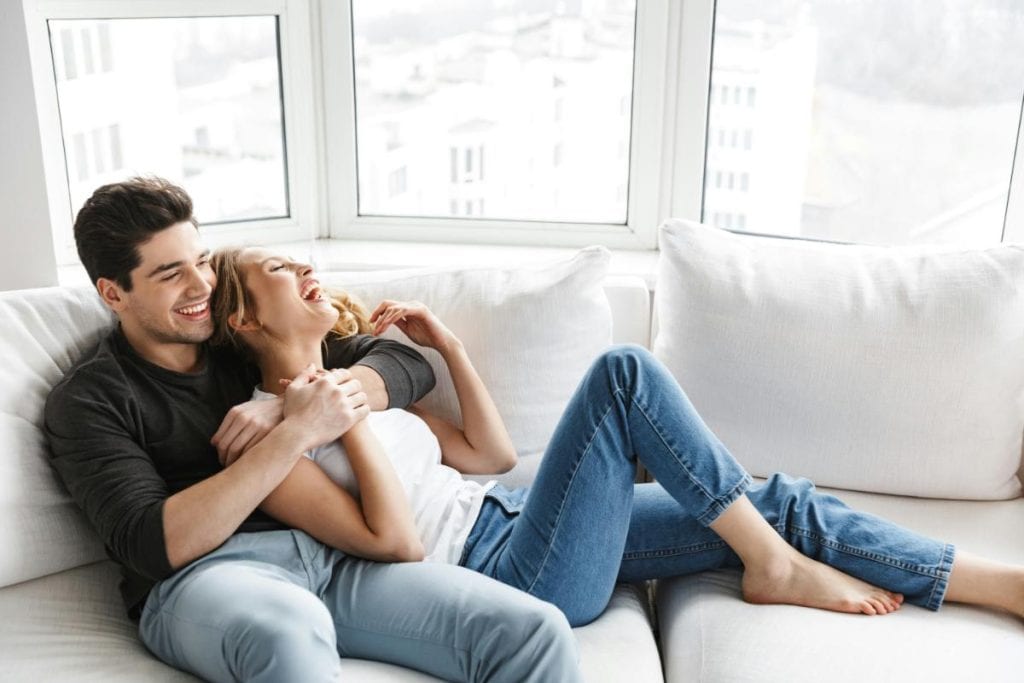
176, 301, 209, 315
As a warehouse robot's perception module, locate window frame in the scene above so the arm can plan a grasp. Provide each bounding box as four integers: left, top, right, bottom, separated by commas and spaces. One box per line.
679, 0, 1024, 247
23, 0, 1024, 267
24, 0, 319, 266
319, 0, 673, 250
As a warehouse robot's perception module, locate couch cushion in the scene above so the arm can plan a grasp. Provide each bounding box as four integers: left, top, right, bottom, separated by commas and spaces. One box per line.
653, 219, 1024, 500
0, 286, 113, 588
0, 561, 661, 682
324, 246, 615, 489
656, 487, 1024, 682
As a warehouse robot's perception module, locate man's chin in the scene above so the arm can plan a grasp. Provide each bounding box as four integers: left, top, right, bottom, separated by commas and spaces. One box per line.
162, 321, 214, 346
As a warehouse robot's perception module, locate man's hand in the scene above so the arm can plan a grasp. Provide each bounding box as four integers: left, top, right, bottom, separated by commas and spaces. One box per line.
211, 397, 285, 466
283, 365, 370, 450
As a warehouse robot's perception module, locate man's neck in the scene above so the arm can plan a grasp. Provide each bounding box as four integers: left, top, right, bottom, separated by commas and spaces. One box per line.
119, 324, 205, 374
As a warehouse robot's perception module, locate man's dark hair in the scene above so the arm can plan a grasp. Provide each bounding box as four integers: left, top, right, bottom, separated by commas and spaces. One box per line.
74, 176, 199, 290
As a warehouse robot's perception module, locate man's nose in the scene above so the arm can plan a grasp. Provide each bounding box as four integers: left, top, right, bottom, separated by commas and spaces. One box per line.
185, 265, 213, 295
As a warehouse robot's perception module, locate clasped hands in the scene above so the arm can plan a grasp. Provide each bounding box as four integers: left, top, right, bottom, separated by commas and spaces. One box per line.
210, 298, 455, 466
211, 366, 368, 466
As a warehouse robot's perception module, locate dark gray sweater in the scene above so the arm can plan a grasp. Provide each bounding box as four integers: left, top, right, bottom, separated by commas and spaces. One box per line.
44, 327, 435, 618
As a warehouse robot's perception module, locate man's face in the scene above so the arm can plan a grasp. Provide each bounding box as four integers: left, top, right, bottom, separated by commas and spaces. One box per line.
101, 221, 216, 351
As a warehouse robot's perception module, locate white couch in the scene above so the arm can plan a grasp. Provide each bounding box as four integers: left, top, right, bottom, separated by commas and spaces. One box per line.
0, 251, 663, 683
2, 223, 1023, 682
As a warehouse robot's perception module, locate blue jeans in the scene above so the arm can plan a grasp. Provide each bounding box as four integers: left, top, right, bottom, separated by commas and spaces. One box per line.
139, 529, 581, 682
460, 345, 955, 626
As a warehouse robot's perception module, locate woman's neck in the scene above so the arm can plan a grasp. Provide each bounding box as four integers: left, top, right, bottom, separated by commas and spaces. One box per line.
257, 338, 324, 396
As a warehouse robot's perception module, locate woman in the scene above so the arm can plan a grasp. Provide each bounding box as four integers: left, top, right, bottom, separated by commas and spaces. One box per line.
210, 246, 1024, 627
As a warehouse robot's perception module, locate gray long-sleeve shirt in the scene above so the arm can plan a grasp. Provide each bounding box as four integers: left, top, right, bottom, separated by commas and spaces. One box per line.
44, 327, 435, 618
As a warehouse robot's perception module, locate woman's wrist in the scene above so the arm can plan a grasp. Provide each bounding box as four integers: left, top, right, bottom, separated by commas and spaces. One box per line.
341, 419, 370, 444
437, 335, 464, 358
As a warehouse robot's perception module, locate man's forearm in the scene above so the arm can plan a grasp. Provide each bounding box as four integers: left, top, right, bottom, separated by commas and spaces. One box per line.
163, 420, 310, 569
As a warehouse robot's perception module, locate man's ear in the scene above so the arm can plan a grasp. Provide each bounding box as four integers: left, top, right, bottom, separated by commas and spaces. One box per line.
96, 277, 127, 312
228, 311, 261, 332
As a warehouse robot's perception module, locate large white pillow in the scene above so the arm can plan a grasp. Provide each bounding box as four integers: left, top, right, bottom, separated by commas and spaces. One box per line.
653, 219, 1024, 500
0, 286, 112, 588
322, 247, 614, 487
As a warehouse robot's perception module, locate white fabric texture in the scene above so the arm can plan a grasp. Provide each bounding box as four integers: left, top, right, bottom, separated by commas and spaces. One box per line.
253, 389, 494, 566
0, 560, 659, 683
653, 219, 1024, 499
656, 485, 1024, 683
0, 285, 112, 588
322, 246, 615, 484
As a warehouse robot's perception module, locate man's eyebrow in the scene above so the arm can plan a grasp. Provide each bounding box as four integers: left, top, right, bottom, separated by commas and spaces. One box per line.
146, 250, 211, 278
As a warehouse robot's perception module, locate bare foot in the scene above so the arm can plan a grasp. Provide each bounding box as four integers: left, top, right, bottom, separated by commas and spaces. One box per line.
742, 550, 905, 615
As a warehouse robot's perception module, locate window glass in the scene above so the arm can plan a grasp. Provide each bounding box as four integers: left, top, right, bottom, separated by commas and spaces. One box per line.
707, 0, 1024, 245
351, 0, 636, 224
49, 16, 288, 224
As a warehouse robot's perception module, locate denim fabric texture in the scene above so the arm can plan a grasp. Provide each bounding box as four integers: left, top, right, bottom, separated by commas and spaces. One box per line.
461, 345, 955, 626
139, 529, 581, 683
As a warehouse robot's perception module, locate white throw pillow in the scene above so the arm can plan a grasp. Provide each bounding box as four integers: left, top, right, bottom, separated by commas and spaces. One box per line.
653, 219, 1024, 500
322, 246, 614, 487
0, 286, 112, 588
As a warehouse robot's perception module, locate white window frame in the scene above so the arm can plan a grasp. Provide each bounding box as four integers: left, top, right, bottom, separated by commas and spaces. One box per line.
23, 0, 1024, 268
319, 0, 674, 250
23, 0, 319, 266
1003, 104, 1024, 243
673, 0, 1024, 248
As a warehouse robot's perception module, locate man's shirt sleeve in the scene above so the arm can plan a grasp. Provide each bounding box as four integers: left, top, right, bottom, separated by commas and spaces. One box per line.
43, 368, 173, 582
324, 333, 437, 409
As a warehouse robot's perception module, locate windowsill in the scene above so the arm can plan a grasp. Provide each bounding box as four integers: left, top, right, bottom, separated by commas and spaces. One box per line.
57, 238, 661, 289
287, 238, 661, 288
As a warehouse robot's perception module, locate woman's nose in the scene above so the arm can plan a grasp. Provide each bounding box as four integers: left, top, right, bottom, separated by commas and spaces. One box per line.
297, 262, 313, 277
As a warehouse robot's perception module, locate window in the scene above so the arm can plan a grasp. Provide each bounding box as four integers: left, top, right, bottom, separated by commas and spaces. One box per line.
350, 0, 637, 224
49, 16, 289, 226
705, 0, 1024, 245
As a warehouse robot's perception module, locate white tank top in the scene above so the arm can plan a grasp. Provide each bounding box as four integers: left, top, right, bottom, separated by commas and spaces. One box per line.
252, 388, 494, 564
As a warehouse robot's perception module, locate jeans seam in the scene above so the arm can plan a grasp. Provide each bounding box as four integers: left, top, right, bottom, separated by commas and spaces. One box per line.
524, 395, 619, 595
628, 394, 751, 525
786, 525, 951, 578
924, 543, 956, 611
622, 539, 732, 561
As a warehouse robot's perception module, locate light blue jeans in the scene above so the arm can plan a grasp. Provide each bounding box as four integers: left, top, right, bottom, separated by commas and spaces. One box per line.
461, 345, 956, 626
139, 528, 580, 682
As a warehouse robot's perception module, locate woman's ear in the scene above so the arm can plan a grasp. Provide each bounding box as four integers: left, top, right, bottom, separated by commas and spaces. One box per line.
228, 311, 261, 332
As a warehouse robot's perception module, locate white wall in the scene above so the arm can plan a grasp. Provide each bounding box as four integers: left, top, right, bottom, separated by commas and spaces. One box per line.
0, 0, 58, 291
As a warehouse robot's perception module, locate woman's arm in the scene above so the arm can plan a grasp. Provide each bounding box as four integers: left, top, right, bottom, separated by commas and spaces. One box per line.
371, 300, 517, 475
259, 420, 424, 562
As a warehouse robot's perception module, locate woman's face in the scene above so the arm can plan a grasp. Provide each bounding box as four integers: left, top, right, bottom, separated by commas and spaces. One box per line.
236, 247, 338, 342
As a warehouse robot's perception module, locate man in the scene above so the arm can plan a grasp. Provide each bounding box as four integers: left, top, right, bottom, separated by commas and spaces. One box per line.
44, 177, 580, 682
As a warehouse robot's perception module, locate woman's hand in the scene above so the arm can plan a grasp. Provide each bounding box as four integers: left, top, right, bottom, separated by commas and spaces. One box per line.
370, 299, 458, 352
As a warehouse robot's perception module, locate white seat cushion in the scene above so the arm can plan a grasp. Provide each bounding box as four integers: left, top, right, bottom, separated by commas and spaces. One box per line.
0, 561, 662, 682
653, 219, 1024, 500
656, 486, 1024, 683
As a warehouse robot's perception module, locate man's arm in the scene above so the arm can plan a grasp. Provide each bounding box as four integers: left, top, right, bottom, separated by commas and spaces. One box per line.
325, 333, 437, 409
46, 364, 368, 575
212, 334, 436, 464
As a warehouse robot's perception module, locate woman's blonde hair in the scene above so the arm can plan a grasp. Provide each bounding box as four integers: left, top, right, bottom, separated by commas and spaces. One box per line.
209, 247, 373, 357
